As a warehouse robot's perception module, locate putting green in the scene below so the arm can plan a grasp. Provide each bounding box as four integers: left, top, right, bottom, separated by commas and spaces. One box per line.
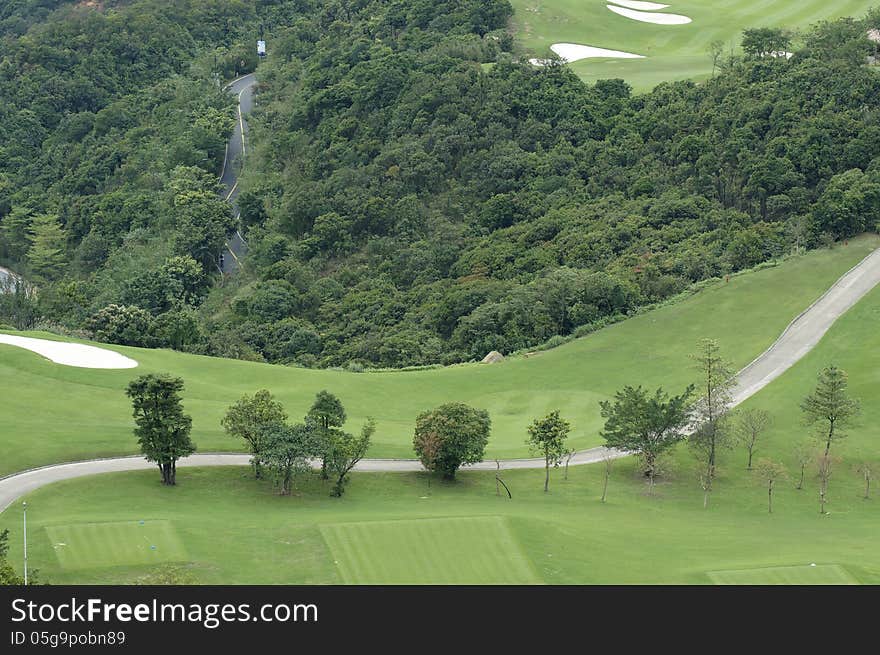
511, 0, 879, 89
707, 564, 858, 585
45, 520, 187, 570
320, 516, 541, 584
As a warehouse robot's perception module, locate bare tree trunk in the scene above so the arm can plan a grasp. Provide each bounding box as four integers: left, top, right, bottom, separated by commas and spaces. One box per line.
601, 469, 609, 503
747, 447, 754, 470
768, 480, 773, 513
824, 419, 834, 458
864, 471, 870, 500
819, 478, 827, 514
702, 467, 712, 508
544, 457, 549, 493
797, 464, 805, 490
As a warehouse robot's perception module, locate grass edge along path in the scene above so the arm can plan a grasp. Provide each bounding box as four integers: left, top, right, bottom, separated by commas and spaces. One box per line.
0, 236, 877, 472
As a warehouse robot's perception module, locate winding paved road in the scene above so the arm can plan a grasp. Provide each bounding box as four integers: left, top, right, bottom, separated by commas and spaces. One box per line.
218, 73, 257, 275
1, 245, 879, 511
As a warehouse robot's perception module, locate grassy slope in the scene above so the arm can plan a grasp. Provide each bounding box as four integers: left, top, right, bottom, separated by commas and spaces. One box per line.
510, 0, 878, 90
0, 236, 877, 474
1, 245, 879, 585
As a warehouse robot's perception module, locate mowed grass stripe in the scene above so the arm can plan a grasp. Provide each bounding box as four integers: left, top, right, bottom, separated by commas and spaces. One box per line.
708, 564, 859, 585
320, 516, 542, 585
46, 521, 188, 570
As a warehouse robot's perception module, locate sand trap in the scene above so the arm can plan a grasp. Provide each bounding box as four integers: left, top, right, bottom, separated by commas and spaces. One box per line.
0, 334, 138, 369
607, 5, 692, 24
608, 0, 669, 10
530, 43, 645, 65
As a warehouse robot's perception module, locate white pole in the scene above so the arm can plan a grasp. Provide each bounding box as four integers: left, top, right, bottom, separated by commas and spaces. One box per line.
22, 501, 27, 585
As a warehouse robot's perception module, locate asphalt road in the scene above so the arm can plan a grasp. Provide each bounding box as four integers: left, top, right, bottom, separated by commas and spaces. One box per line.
218, 73, 257, 275
1, 248, 879, 512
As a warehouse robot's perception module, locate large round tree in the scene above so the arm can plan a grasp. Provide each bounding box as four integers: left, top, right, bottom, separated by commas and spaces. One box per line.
413, 403, 491, 480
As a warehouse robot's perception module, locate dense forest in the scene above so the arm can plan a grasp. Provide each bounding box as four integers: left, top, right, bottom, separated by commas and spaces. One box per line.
1, 1, 879, 369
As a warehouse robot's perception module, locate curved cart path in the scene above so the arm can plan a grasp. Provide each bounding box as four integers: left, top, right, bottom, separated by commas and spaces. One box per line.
2, 246, 880, 512
218, 73, 257, 275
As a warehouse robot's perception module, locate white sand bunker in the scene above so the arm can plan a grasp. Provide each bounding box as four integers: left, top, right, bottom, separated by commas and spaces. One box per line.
607, 5, 692, 25
530, 43, 645, 65
0, 334, 138, 369
609, 0, 669, 10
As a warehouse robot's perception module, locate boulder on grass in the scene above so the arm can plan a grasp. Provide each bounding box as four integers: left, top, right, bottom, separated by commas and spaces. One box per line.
481, 350, 504, 364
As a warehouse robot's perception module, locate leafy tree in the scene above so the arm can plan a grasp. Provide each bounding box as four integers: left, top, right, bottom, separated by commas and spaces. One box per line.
689, 339, 735, 506
161, 255, 207, 307
221, 390, 288, 479
125, 374, 195, 485
800, 365, 860, 457
736, 408, 771, 470
600, 385, 694, 491
526, 410, 570, 492
325, 418, 376, 497
0, 207, 33, 262
307, 390, 347, 479
307, 391, 347, 429
0, 527, 37, 585
153, 309, 201, 350
413, 403, 491, 480
811, 169, 880, 239
0, 278, 37, 329
753, 459, 787, 513
0, 558, 25, 585
261, 422, 321, 496
87, 304, 155, 347
26, 213, 66, 280
741, 27, 792, 57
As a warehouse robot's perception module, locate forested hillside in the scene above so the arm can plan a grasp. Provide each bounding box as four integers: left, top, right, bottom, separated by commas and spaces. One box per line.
2, 1, 879, 369
0, 0, 302, 338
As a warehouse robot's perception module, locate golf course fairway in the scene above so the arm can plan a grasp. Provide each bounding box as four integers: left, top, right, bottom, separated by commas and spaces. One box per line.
511, 0, 880, 89
0, 236, 877, 475
2, 240, 879, 585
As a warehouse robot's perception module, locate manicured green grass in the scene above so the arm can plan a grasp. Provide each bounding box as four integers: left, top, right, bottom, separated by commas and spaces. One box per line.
2, 262, 877, 585
45, 520, 187, 570
321, 516, 541, 584
510, 0, 879, 90
707, 564, 858, 585
0, 237, 877, 473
